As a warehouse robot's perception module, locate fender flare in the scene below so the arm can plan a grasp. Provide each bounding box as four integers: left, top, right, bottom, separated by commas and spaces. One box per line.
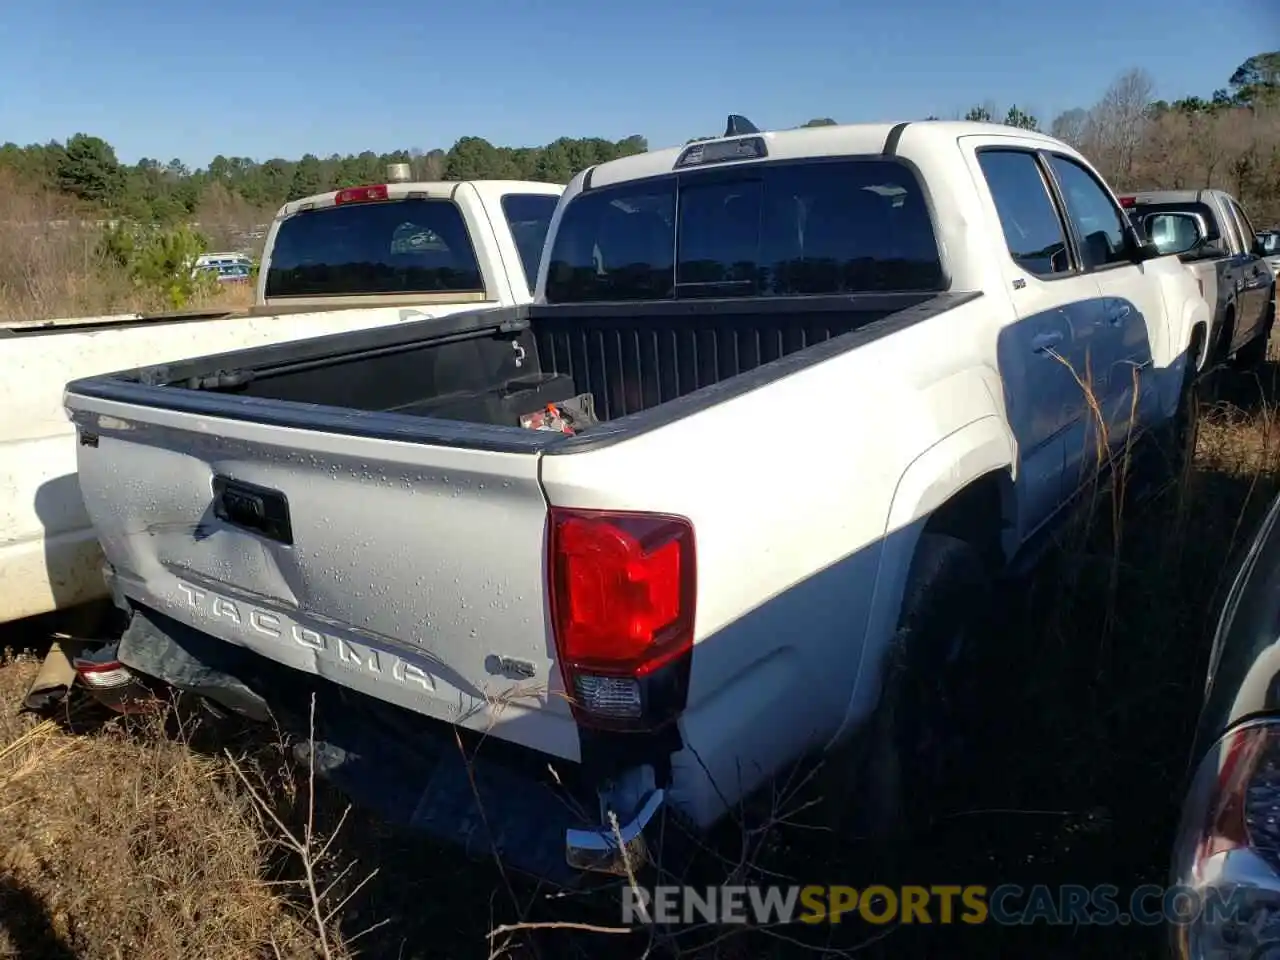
883, 415, 1016, 537
1186, 295, 1212, 370
829, 415, 1016, 744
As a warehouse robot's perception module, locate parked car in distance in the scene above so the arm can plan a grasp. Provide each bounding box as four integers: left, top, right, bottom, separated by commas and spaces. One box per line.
1171, 489, 1280, 958
1, 173, 564, 626
1122, 189, 1275, 371
1259, 228, 1280, 274
192, 252, 254, 284
66, 117, 1212, 884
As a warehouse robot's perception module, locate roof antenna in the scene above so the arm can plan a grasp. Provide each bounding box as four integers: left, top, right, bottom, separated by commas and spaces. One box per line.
724, 114, 760, 137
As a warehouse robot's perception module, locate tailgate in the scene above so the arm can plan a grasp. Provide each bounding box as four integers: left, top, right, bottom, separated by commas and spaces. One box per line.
68, 392, 580, 763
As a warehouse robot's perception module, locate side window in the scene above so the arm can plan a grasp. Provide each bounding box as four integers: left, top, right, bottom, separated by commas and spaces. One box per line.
500, 193, 559, 295
1229, 199, 1258, 253
976, 150, 1072, 278
1046, 155, 1130, 270
1218, 200, 1245, 253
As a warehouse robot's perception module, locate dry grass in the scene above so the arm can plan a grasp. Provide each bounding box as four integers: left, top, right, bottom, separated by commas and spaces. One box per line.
0, 656, 354, 960
0, 171, 253, 323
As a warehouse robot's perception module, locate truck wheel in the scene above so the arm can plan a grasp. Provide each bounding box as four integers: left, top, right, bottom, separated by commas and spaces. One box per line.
1233, 303, 1273, 371
857, 533, 993, 872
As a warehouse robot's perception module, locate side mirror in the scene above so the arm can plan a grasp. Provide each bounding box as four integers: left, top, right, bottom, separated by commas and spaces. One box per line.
1254, 237, 1269, 258
1144, 212, 1209, 257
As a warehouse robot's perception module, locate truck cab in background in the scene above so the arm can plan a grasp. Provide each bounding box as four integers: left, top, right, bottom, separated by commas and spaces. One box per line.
1, 172, 564, 626
1123, 188, 1276, 370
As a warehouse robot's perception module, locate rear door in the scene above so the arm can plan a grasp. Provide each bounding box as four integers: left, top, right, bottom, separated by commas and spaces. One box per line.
70, 395, 581, 762
1041, 152, 1164, 451
968, 143, 1104, 532
1211, 196, 1252, 355
1224, 196, 1272, 347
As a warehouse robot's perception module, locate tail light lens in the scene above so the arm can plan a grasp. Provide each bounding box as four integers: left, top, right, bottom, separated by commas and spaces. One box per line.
1194, 724, 1280, 873
72, 658, 162, 715
1172, 722, 1280, 958
1120, 195, 1136, 208
549, 508, 695, 730
334, 184, 389, 205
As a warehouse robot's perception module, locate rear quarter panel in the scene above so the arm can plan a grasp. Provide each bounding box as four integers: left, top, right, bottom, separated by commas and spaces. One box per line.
539, 295, 1015, 825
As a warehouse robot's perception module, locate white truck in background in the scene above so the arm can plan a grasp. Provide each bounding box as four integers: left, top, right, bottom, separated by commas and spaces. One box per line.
65, 119, 1213, 883
1, 174, 563, 625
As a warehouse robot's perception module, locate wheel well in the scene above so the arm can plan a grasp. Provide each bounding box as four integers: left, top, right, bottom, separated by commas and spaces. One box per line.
922, 471, 1013, 570
1190, 321, 1208, 371
1217, 305, 1236, 363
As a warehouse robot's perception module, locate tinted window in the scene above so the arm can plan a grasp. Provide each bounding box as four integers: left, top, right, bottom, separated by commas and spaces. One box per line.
1217, 199, 1245, 252
976, 150, 1072, 278
1046, 155, 1129, 270
265, 198, 483, 298
1229, 198, 1258, 252
543, 159, 943, 304
500, 193, 559, 295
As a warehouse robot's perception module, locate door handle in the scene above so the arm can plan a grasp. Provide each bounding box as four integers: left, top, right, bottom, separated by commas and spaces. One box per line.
212, 476, 294, 545
1109, 304, 1131, 326
1032, 331, 1065, 354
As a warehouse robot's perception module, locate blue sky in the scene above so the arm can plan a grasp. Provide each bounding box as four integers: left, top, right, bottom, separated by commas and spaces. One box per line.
0, 0, 1272, 168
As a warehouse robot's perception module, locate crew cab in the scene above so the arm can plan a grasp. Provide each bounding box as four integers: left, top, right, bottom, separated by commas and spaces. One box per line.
1122, 189, 1276, 370
1, 175, 563, 625
63, 119, 1211, 882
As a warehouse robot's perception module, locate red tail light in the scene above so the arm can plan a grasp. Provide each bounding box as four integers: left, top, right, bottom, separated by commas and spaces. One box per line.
1119, 195, 1136, 208
334, 184, 389, 205
549, 508, 695, 729
1190, 723, 1280, 878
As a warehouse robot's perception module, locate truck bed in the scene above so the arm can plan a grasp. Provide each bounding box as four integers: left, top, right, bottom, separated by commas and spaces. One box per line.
68, 291, 975, 451
63, 290, 976, 766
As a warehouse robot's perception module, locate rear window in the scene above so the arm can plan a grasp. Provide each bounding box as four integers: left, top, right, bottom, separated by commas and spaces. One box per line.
265, 198, 483, 298
543, 159, 943, 304
501, 193, 559, 295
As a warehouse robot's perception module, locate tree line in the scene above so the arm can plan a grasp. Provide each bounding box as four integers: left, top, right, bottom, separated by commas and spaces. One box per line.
0, 50, 1276, 230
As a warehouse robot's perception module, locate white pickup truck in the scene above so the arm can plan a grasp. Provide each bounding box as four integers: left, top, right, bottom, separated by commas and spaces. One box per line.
1, 176, 562, 625
64, 119, 1212, 882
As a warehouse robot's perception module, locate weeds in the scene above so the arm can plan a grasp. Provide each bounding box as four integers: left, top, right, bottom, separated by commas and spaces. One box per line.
0, 171, 251, 322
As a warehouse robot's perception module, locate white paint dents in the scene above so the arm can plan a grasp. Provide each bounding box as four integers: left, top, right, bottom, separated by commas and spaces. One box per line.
176, 580, 437, 692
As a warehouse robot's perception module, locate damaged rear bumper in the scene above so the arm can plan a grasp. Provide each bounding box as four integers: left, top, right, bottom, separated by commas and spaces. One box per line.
83, 603, 671, 885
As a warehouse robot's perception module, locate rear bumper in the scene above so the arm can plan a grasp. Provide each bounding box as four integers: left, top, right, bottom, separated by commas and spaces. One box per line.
100, 604, 667, 885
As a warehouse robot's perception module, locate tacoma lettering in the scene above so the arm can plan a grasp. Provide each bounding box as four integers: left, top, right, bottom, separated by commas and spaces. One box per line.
174, 580, 434, 691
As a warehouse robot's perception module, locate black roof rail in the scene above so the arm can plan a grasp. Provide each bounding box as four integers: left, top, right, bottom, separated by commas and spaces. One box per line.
724, 115, 760, 137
